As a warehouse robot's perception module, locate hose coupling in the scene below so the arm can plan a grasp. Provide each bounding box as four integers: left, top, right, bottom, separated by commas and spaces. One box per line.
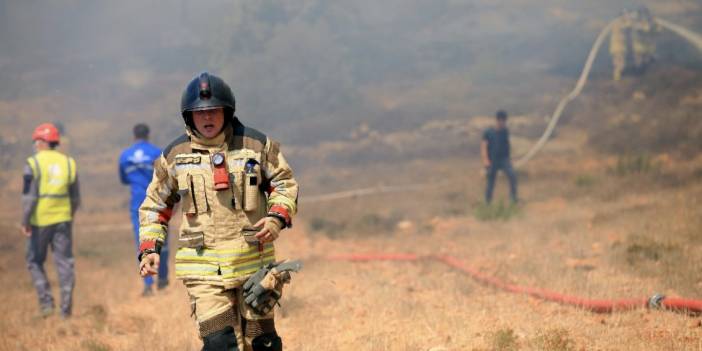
648, 293, 666, 309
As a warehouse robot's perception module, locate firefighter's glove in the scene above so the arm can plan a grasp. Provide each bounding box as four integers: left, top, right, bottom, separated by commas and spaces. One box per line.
242, 260, 302, 315
254, 216, 283, 243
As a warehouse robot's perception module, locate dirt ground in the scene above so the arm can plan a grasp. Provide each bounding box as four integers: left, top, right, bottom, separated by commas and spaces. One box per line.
0, 129, 700, 350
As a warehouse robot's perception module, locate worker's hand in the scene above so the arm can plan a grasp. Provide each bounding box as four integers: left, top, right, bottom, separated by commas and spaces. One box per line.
254, 217, 283, 243
20, 225, 31, 237
483, 158, 491, 168
139, 253, 160, 277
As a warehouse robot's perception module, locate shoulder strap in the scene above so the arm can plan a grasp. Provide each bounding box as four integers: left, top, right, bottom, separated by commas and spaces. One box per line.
66, 155, 74, 184
29, 156, 41, 181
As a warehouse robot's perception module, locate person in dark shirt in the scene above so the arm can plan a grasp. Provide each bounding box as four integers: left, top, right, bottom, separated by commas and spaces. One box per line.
481, 110, 518, 203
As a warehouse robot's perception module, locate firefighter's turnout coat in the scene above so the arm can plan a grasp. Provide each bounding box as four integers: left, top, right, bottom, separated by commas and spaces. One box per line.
138, 118, 298, 289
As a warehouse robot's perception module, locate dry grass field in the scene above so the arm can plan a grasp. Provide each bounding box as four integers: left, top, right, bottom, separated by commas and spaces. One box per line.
1, 122, 701, 350
1, 1, 702, 349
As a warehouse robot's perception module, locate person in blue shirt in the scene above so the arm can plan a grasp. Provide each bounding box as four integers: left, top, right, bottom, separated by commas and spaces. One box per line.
119, 124, 168, 295
481, 110, 518, 204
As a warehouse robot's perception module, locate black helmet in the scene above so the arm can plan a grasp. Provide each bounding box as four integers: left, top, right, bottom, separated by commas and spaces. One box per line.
180, 72, 236, 122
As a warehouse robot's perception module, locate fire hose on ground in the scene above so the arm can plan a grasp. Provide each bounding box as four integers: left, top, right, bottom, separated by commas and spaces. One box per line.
326, 253, 702, 315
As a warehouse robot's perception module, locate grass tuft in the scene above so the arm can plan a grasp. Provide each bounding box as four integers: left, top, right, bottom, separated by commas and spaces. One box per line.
81, 339, 111, 351
487, 327, 519, 351
625, 239, 677, 264
474, 201, 520, 221
531, 328, 574, 351
87, 304, 109, 331
611, 154, 658, 176
573, 174, 597, 188
309, 217, 342, 234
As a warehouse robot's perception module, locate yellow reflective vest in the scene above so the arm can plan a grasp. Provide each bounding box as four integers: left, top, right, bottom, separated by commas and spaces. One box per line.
27, 150, 77, 226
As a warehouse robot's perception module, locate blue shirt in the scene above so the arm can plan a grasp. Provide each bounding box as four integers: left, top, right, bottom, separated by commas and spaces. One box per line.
482, 127, 510, 162
119, 140, 161, 211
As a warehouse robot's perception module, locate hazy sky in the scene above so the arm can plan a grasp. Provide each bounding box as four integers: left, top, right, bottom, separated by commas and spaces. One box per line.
1, 0, 700, 148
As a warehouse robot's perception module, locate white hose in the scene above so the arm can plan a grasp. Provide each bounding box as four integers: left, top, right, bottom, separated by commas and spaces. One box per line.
513, 19, 617, 168
301, 183, 442, 204
656, 18, 702, 54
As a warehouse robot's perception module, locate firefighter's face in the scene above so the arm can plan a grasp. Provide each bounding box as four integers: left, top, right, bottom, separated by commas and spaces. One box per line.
193, 108, 225, 138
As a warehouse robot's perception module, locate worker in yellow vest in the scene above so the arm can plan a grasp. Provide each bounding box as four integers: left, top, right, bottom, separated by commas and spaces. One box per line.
21, 123, 80, 319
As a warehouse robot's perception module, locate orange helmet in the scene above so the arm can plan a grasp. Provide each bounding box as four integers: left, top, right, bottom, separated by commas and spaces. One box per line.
32, 123, 61, 143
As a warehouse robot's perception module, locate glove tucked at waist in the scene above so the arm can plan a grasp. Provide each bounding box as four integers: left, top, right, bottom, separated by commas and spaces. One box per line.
242, 260, 302, 315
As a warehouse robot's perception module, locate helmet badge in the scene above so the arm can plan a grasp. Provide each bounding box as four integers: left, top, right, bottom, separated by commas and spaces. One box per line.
199, 74, 212, 100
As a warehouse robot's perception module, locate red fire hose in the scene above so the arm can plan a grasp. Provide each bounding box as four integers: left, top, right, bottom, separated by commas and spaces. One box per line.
327, 253, 702, 315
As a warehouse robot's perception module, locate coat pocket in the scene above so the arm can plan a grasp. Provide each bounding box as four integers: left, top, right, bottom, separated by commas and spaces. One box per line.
177, 173, 195, 214
243, 160, 261, 212
190, 174, 209, 213
179, 230, 205, 249
177, 173, 209, 215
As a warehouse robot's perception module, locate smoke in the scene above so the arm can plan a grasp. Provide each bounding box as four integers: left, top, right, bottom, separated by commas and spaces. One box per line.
0, 0, 700, 149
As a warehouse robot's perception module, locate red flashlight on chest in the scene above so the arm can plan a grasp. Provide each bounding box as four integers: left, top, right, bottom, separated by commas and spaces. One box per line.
211, 152, 230, 190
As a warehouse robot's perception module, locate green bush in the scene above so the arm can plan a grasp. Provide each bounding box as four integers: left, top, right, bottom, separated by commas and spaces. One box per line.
309, 217, 333, 232
693, 167, 702, 180
574, 174, 597, 187
611, 154, 657, 176
618, 235, 681, 269
308, 217, 347, 238
474, 201, 520, 221
488, 328, 519, 351
355, 213, 399, 233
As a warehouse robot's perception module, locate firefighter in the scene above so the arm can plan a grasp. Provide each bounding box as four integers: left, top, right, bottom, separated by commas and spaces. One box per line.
119, 123, 168, 296
630, 6, 660, 74
610, 10, 634, 81
137, 72, 299, 351
610, 7, 660, 81
21, 123, 80, 319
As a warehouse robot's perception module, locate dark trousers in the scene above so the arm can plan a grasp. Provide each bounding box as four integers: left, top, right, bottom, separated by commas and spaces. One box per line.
26, 221, 74, 316
485, 159, 518, 203
130, 208, 168, 287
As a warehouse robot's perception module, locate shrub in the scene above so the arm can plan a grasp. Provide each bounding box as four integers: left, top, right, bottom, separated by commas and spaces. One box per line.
611, 154, 657, 176
487, 328, 519, 351
308, 217, 346, 238
355, 213, 399, 233
531, 328, 574, 351
574, 174, 597, 187
81, 340, 111, 351
474, 201, 520, 221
